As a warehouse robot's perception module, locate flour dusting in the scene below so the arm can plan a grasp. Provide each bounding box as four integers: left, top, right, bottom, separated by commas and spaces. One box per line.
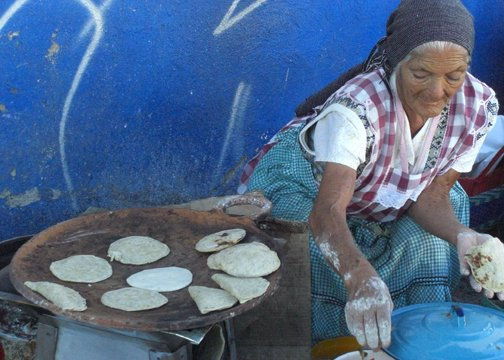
319, 239, 340, 271
345, 276, 392, 348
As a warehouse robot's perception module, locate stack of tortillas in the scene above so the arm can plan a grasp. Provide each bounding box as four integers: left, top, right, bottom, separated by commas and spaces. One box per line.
206, 242, 280, 277
189, 229, 280, 314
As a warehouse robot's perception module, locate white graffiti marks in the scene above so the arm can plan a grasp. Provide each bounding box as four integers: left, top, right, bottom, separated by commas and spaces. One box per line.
1, 0, 107, 211
214, 81, 251, 183
59, 0, 105, 211
213, 0, 267, 36
78, 0, 113, 41
0, 0, 30, 32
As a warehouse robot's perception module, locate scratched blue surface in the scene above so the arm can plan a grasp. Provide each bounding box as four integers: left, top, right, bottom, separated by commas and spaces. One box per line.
0, 0, 503, 240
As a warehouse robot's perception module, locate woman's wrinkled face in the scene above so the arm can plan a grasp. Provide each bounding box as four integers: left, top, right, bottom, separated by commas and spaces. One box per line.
396, 46, 469, 120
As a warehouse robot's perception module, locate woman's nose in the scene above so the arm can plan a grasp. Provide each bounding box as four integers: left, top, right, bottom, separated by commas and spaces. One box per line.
427, 79, 445, 100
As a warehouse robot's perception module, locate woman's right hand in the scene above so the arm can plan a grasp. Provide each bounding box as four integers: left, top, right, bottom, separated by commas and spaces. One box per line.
344, 262, 393, 350
308, 163, 393, 349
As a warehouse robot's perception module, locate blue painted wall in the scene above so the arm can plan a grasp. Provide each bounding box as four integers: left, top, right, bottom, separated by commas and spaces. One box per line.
1, 0, 503, 241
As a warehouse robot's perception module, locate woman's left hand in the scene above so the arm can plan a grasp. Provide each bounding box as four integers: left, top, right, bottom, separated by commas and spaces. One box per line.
457, 231, 504, 301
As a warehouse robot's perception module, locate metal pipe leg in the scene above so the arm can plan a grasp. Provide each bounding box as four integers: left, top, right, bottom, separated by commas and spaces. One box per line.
224, 318, 236, 360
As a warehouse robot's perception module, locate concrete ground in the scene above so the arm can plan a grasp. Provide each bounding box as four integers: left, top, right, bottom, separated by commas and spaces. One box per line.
452, 276, 485, 305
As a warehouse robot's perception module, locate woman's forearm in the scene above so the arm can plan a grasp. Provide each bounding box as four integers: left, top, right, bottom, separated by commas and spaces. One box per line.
309, 163, 370, 284
314, 206, 368, 277
408, 191, 467, 245
407, 170, 471, 245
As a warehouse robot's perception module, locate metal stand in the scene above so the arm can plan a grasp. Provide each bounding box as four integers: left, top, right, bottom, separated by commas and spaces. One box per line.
224, 318, 236, 360
35, 323, 58, 360
149, 345, 192, 360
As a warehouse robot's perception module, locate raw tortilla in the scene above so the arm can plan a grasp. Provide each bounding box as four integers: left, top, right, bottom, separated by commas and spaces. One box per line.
127, 267, 193, 292
211, 273, 269, 304
195, 228, 246, 253
25, 281, 87, 311
188, 286, 237, 314
50, 255, 112, 283
207, 242, 280, 277
107, 236, 170, 265
465, 237, 504, 292
101, 287, 168, 311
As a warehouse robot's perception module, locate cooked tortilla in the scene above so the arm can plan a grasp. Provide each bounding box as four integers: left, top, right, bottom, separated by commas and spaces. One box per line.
465, 237, 504, 292
107, 236, 170, 265
211, 273, 269, 304
126, 267, 193, 292
50, 255, 112, 283
25, 281, 87, 311
195, 228, 246, 253
101, 287, 168, 311
207, 242, 280, 277
188, 286, 237, 314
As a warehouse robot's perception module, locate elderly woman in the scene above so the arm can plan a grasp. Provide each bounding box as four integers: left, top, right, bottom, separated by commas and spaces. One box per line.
239, 0, 500, 350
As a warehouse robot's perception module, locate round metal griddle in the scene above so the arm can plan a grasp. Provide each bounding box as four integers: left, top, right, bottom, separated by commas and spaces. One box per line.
9, 207, 284, 331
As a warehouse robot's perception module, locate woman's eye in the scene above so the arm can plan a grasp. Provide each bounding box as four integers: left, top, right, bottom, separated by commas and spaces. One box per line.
447, 76, 461, 82
412, 73, 427, 80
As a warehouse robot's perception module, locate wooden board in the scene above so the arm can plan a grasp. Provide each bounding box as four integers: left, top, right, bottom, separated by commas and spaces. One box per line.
9, 208, 283, 331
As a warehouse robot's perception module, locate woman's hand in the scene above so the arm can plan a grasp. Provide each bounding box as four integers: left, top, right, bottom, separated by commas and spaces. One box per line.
457, 231, 504, 300
344, 262, 393, 350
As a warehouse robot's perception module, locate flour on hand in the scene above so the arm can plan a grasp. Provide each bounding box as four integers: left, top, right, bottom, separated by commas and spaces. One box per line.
344, 276, 392, 349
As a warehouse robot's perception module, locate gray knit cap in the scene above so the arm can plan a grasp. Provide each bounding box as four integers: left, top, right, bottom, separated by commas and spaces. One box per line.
383, 0, 474, 69
295, 0, 475, 117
